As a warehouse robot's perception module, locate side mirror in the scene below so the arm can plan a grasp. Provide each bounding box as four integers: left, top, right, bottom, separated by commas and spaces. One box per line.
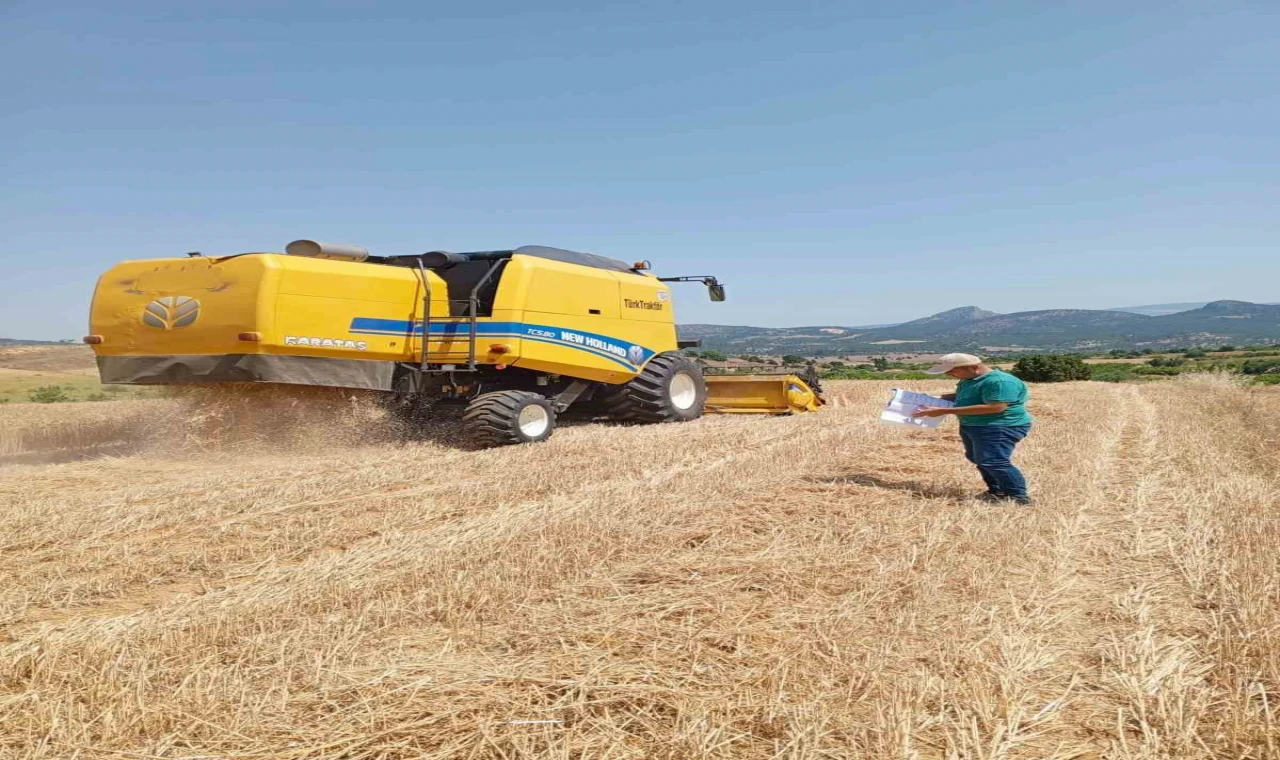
709, 284, 726, 302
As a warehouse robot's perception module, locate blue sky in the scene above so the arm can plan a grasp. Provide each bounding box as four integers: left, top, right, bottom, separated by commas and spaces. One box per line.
3, 2, 1277, 339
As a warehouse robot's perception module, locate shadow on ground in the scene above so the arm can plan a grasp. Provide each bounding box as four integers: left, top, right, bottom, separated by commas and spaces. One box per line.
806, 471, 972, 501
0, 441, 141, 468
388, 404, 618, 451
0, 401, 625, 465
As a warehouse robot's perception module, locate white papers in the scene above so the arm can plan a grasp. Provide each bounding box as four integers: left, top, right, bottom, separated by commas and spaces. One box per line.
880, 388, 955, 429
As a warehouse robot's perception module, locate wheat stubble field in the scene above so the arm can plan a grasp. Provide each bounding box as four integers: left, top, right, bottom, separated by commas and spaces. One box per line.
1, 377, 1277, 759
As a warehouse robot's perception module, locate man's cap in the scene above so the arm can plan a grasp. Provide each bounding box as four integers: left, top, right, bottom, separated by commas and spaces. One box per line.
924, 353, 983, 374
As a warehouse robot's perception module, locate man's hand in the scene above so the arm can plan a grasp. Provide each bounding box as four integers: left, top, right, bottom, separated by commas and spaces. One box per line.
912, 406, 951, 418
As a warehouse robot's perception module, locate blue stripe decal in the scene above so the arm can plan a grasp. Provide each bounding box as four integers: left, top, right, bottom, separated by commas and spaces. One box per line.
347, 318, 656, 369
517, 335, 637, 370
361, 331, 638, 370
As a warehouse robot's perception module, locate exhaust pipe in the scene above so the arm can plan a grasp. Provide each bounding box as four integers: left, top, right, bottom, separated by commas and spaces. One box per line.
420, 251, 469, 267
419, 250, 513, 267
285, 240, 370, 262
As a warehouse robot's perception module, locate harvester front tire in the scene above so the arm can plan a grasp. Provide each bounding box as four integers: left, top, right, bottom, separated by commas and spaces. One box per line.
463, 391, 556, 447
606, 353, 706, 424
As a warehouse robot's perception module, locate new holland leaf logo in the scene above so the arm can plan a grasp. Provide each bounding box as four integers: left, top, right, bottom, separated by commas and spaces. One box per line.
142, 296, 201, 329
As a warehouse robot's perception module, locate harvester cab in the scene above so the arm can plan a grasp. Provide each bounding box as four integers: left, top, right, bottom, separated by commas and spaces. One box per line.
86, 242, 824, 446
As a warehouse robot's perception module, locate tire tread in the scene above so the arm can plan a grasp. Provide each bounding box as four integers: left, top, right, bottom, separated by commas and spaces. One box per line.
464, 391, 555, 447
605, 354, 705, 423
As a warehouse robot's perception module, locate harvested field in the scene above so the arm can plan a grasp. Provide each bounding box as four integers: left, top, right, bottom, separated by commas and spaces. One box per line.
0, 370, 160, 404
1, 378, 1277, 758
0, 346, 155, 403
0, 345, 97, 373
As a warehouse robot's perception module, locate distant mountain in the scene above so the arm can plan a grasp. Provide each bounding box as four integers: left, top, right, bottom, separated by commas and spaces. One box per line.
680, 300, 1280, 354
1109, 302, 1219, 316
850, 307, 1153, 347
7, 302, 1279, 357
677, 324, 881, 355
899, 306, 999, 326
1188, 299, 1278, 316
1110, 301, 1280, 316
0, 338, 68, 346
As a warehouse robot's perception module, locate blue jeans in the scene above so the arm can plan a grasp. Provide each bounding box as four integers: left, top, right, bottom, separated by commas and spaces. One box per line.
959, 425, 1031, 501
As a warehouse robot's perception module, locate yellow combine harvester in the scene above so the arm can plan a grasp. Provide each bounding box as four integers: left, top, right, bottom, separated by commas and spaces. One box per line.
86, 242, 824, 445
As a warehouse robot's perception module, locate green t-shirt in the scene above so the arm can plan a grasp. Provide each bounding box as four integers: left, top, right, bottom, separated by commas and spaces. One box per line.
953, 370, 1033, 427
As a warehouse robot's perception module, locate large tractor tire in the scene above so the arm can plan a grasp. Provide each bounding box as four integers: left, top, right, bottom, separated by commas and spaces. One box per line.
606, 353, 707, 423
463, 391, 557, 447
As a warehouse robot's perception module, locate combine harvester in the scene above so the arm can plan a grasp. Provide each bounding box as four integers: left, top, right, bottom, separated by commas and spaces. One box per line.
86, 242, 823, 445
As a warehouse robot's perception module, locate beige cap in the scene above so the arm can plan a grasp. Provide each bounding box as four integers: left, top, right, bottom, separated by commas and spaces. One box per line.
924, 353, 983, 374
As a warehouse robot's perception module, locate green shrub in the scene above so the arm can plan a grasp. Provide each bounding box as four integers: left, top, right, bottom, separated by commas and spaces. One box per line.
1147, 357, 1186, 367
1088, 363, 1135, 383
820, 369, 933, 381
29, 385, 71, 403
781, 354, 806, 365
1240, 359, 1280, 375
1132, 366, 1182, 376
86, 392, 111, 402
1011, 355, 1091, 382
1253, 374, 1280, 386
1212, 345, 1237, 353
1183, 348, 1208, 358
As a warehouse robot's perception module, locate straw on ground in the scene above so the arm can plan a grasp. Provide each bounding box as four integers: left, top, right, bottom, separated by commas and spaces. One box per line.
1, 377, 1276, 759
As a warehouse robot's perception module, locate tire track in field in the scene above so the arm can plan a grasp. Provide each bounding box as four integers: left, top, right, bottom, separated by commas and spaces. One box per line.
1041, 384, 1156, 753
1072, 386, 1225, 757
993, 385, 1218, 757
891, 384, 1152, 758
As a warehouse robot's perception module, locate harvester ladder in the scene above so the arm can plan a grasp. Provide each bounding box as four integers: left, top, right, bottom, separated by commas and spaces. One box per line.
411, 258, 506, 377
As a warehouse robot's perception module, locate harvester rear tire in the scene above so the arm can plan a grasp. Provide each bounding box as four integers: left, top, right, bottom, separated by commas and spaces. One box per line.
463, 391, 556, 447
605, 353, 706, 423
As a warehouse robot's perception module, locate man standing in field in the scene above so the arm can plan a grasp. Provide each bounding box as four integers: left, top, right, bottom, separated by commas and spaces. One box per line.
912, 353, 1034, 505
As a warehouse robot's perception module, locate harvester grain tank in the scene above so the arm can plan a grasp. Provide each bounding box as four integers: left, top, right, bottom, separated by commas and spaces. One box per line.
86, 242, 824, 445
